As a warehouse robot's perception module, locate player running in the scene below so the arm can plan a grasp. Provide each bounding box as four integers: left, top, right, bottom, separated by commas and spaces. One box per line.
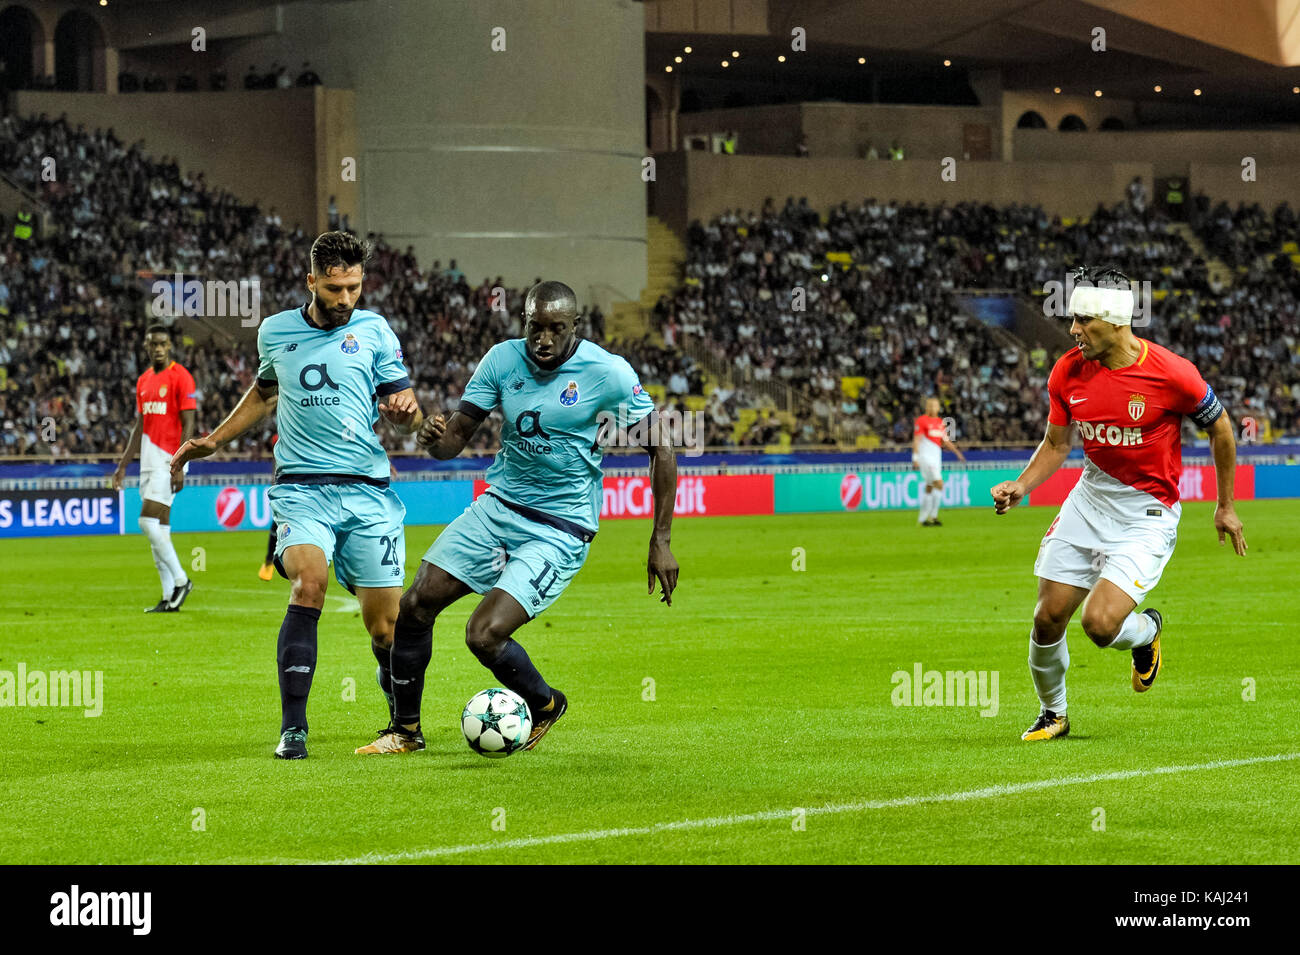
991, 268, 1247, 742
913, 397, 965, 526
356, 281, 680, 755
112, 324, 197, 613
171, 232, 424, 759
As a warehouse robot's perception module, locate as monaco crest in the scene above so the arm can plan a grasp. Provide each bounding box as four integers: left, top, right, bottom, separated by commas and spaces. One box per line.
1128, 393, 1146, 421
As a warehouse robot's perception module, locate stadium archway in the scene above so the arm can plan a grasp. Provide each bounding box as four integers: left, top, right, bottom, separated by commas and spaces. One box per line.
1099, 116, 1126, 130
0, 5, 44, 92
1058, 113, 1088, 131
1015, 110, 1047, 129
54, 10, 106, 92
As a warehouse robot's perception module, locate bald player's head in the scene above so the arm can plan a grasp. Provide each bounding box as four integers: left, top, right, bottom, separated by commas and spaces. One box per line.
524, 281, 579, 368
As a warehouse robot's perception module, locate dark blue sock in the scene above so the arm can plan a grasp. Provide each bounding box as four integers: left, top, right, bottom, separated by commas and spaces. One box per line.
277, 604, 319, 733
481, 639, 552, 714
391, 611, 432, 726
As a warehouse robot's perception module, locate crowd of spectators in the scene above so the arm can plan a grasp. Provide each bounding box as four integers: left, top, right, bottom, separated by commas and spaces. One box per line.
662, 194, 1300, 444
3, 108, 1298, 457
0, 112, 614, 458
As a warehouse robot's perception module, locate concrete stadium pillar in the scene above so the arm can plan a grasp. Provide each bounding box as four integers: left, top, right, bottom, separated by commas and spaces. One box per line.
295, 0, 648, 305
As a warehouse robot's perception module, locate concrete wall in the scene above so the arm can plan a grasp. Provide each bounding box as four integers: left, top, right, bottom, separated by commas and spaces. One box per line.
679, 102, 1002, 159
13, 87, 354, 234
218, 0, 648, 302
652, 151, 1151, 234
1013, 127, 1300, 177
1189, 162, 1300, 207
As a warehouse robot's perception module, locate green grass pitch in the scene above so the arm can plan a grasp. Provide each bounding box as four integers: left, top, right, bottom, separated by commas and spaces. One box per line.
1, 500, 1297, 864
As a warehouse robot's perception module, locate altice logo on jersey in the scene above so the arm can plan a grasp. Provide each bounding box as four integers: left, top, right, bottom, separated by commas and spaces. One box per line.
150, 273, 262, 328
1040, 271, 1152, 328
50, 885, 150, 935
595, 406, 705, 458
0, 663, 103, 717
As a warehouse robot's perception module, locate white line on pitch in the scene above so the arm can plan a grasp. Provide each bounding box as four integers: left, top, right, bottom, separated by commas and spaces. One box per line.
304, 751, 1300, 865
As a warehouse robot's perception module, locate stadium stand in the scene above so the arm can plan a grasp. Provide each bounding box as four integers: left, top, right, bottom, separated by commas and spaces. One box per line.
2, 110, 1298, 457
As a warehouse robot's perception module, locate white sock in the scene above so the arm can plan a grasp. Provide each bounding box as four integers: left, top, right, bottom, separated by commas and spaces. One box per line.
930, 487, 943, 520
918, 489, 929, 523
1107, 611, 1155, 650
156, 523, 188, 588
139, 517, 174, 597
1028, 632, 1069, 715
140, 517, 188, 593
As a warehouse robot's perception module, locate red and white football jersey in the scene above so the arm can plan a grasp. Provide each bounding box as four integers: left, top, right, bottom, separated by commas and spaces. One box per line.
135, 361, 197, 468
913, 415, 945, 450
1047, 338, 1220, 513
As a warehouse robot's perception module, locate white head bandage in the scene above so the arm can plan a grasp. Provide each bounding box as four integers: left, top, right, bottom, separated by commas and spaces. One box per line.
1068, 285, 1134, 325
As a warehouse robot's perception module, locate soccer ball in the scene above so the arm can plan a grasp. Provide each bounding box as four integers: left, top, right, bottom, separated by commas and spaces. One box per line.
461, 688, 532, 758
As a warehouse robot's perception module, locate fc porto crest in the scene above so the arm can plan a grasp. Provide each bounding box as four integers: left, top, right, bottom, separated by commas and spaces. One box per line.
1128, 393, 1146, 421
559, 380, 579, 406
340, 333, 360, 355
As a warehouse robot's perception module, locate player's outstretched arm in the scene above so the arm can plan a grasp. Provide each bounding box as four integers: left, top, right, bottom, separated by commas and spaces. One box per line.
417, 410, 479, 460
991, 422, 1071, 514
171, 409, 198, 492
1208, 412, 1247, 555
942, 435, 966, 462
642, 415, 679, 606
112, 414, 143, 491
378, 387, 423, 434
171, 381, 275, 476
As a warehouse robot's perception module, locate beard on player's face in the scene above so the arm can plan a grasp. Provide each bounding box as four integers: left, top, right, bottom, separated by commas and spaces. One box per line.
309, 266, 363, 328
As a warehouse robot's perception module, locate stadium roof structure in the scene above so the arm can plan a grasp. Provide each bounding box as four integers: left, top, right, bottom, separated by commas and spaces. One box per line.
647, 0, 1300, 113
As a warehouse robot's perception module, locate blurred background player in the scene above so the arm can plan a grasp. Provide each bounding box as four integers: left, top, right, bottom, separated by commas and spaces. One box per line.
912, 397, 965, 526
356, 281, 680, 756
172, 232, 424, 759
112, 324, 197, 613
259, 397, 280, 581
991, 267, 1247, 742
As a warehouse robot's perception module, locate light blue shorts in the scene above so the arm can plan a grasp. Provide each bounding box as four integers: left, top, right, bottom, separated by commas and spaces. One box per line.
424, 493, 591, 618
268, 482, 407, 593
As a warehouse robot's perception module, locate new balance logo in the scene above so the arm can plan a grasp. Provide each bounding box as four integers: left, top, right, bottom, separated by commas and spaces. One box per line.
283, 665, 312, 673
286, 343, 298, 352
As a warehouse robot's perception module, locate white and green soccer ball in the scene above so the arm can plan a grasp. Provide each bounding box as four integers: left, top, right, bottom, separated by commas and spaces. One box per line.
461, 688, 532, 758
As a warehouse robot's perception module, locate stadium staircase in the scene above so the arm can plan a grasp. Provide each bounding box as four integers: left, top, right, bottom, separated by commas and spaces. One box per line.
1168, 222, 1234, 290
607, 215, 684, 343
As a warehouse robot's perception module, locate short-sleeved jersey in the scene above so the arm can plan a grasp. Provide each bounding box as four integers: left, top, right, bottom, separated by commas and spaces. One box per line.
913, 415, 945, 450
1047, 338, 1222, 513
136, 360, 197, 467
256, 305, 410, 481
460, 339, 656, 531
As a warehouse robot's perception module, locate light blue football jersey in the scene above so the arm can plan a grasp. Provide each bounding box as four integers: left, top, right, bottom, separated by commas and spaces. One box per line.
460, 339, 655, 530
256, 305, 410, 480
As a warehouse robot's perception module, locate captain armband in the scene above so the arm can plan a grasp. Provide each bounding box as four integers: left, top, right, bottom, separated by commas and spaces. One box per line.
1189, 385, 1224, 429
